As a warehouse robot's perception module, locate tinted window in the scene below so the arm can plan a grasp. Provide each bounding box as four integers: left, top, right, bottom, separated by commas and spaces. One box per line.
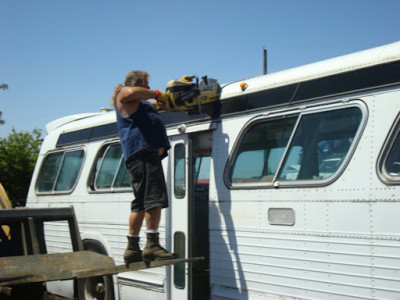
174, 144, 186, 198
95, 144, 123, 189
278, 107, 362, 181
229, 116, 297, 183
114, 162, 131, 188
228, 106, 363, 187
92, 143, 130, 191
379, 114, 400, 183
385, 132, 400, 177
37, 150, 84, 193
174, 231, 185, 289
55, 151, 85, 190
57, 123, 117, 147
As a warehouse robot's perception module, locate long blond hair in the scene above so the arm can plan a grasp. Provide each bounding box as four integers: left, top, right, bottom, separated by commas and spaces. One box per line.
111, 70, 150, 106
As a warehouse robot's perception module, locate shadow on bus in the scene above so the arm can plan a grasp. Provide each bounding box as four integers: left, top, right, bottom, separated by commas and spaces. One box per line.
210, 200, 248, 299
211, 125, 248, 299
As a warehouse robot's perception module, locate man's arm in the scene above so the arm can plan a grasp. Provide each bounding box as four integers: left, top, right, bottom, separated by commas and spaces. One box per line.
118, 86, 158, 103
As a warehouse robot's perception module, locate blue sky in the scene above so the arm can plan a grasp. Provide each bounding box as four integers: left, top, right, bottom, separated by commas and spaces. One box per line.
1, 0, 399, 138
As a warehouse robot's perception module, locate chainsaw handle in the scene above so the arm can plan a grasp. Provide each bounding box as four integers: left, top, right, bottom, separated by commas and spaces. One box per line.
187, 76, 199, 87
201, 76, 208, 86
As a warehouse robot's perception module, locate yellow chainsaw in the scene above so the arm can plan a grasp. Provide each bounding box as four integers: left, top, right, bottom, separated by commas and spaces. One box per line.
161, 75, 221, 116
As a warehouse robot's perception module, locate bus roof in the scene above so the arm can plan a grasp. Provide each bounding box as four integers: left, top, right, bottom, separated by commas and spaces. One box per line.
45, 113, 103, 134
47, 41, 400, 142
220, 40, 400, 99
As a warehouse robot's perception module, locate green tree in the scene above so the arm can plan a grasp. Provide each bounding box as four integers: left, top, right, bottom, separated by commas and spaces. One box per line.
0, 84, 8, 125
0, 128, 42, 206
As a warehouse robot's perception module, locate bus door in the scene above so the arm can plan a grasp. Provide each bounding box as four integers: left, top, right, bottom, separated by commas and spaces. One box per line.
169, 131, 212, 300
169, 134, 191, 300
190, 131, 212, 300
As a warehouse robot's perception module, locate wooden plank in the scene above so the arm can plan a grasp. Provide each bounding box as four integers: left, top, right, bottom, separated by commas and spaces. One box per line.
74, 256, 205, 278
0, 251, 114, 286
0, 251, 204, 286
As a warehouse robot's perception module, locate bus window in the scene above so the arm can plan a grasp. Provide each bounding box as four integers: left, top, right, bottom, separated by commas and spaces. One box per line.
228, 105, 364, 187
194, 156, 210, 190
90, 143, 130, 191
36, 149, 84, 193
385, 132, 400, 177
174, 144, 186, 198
37, 153, 63, 192
55, 151, 85, 191
277, 146, 302, 180
278, 107, 362, 181
231, 150, 264, 183
379, 114, 400, 183
174, 231, 185, 289
95, 144, 123, 189
114, 163, 131, 188
229, 116, 297, 184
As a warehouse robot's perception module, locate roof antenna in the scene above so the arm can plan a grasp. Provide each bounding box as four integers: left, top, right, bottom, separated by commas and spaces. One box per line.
263, 46, 268, 75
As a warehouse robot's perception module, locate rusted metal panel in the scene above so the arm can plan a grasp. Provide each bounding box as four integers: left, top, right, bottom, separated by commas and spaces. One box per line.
0, 207, 84, 254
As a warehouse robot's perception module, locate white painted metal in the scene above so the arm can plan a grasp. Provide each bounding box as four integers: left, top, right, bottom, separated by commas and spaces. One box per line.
208, 90, 400, 299
169, 135, 190, 300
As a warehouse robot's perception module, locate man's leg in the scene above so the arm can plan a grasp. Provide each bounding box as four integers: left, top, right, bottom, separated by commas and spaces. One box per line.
142, 206, 176, 261
124, 154, 148, 264
145, 206, 161, 230
129, 211, 145, 235
124, 211, 145, 264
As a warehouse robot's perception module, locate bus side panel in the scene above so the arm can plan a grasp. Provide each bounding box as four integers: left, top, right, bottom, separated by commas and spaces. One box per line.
208, 91, 400, 299
27, 137, 170, 300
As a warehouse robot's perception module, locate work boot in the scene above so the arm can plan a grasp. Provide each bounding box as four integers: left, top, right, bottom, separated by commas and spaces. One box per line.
124, 236, 142, 265
142, 233, 176, 261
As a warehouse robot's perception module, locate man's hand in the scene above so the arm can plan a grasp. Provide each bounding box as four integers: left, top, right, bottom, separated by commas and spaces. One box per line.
155, 91, 175, 111
155, 90, 170, 103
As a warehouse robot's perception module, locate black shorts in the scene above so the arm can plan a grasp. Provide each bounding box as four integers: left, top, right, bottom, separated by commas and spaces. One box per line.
126, 150, 169, 212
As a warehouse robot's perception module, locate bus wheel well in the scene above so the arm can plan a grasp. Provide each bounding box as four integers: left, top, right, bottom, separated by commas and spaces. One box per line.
82, 239, 109, 255
76, 239, 115, 300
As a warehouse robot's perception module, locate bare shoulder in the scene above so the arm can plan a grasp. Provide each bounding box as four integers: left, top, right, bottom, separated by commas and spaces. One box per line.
117, 86, 140, 103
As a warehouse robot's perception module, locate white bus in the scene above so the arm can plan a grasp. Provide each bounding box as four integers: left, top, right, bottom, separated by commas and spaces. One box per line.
27, 41, 400, 300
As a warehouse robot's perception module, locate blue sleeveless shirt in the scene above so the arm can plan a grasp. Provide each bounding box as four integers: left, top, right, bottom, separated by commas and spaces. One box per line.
116, 101, 170, 161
